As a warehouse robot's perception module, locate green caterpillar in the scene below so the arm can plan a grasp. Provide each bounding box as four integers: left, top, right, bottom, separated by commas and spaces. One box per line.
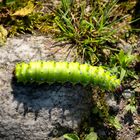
15, 61, 120, 90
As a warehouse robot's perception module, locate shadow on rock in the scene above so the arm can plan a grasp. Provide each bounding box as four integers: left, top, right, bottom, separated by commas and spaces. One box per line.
11, 77, 92, 135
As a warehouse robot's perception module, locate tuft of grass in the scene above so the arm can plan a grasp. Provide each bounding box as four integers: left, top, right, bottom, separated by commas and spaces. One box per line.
53, 0, 129, 64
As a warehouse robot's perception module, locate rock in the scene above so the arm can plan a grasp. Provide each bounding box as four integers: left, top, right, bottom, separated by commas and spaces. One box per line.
106, 94, 119, 114
0, 35, 92, 139
122, 89, 134, 99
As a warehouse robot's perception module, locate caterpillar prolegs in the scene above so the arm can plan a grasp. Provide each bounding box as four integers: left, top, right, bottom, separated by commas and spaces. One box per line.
15, 61, 120, 90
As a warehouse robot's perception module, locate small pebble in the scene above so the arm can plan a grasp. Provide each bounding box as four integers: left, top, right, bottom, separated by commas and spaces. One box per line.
122, 89, 134, 99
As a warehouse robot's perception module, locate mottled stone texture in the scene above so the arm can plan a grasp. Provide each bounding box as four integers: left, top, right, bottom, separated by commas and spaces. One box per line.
0, 35, 92, 140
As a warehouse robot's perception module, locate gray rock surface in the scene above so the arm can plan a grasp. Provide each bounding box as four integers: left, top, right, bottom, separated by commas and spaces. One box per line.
0, 35, 92, 140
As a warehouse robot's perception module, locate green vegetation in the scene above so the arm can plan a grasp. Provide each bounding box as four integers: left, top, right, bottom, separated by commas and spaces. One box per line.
63, 133, 80, 140
125, 97, 137, 113
63, 128, 97, 140
54, 0, 129, 64
109, 49, 137, 81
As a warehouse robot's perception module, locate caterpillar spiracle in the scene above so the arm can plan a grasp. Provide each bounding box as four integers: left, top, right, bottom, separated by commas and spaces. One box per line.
15, 61, 120, 90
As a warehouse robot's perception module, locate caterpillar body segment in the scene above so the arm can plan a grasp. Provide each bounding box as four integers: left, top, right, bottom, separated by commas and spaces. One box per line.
15, 61, 120, 90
